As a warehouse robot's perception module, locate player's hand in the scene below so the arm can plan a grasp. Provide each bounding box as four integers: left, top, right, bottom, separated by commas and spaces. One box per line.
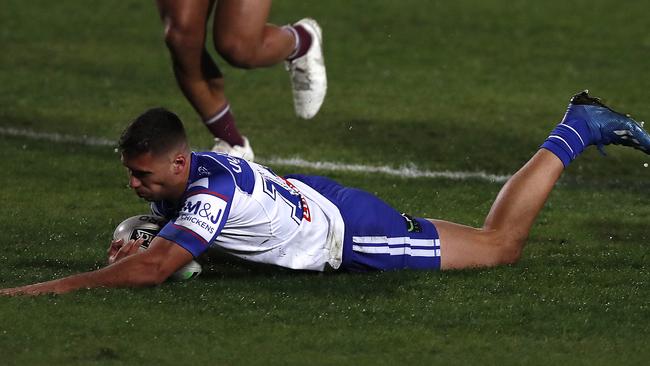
0, 283, 49, 296
0, 280, 71, 296
108, 238, 144, 264
107, 238, 125, 264
1, 286, 29, 296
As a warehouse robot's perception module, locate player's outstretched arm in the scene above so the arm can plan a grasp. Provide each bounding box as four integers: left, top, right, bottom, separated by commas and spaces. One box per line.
0, 237, 193, 296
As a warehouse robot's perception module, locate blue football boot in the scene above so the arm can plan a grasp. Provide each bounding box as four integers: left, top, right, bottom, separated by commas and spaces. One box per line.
563, 90, 650, 155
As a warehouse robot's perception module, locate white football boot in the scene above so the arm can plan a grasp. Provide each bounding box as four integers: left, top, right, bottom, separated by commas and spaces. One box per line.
286, 18, 327, 119
211, 136, 255, 161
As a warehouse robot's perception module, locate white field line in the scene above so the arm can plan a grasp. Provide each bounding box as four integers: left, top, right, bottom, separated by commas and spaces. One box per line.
263, 157, 510, 183
0, 126, 511, 183
0, 126, 116, 147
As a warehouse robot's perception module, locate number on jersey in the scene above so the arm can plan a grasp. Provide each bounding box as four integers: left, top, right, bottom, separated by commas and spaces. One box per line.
259, 168, 306, 224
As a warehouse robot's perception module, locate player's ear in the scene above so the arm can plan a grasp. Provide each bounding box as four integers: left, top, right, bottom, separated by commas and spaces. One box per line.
171, 154, 187, 174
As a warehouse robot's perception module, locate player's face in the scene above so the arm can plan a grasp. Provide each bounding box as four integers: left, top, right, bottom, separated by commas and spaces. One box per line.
121, 151, 182, 202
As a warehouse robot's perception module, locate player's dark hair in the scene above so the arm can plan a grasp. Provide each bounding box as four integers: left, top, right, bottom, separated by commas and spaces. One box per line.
119, 107, 188, 157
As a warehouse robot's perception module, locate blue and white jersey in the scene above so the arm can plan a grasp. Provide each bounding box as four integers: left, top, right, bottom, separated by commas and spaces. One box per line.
152, 152, 345, 271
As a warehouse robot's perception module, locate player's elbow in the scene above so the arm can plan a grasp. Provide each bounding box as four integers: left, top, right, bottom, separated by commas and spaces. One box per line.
137, 274, 166, 287
131, 267, 168, 287
150, 271, 171, 286
148, 262, 176, 285
129, 257, 172, 286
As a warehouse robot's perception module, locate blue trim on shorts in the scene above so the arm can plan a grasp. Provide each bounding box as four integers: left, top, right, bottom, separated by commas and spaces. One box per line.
285, 174, 441, 272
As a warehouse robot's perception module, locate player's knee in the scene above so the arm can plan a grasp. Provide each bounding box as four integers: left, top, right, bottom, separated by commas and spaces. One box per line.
493, 236, 524, 265
213, 34, 258, 69
479, 230, 523, 266
163, 22, 204, 54
496, 243, 523, 265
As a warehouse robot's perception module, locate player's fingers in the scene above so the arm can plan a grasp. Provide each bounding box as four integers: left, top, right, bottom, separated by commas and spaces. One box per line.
107, 239, 125, 264
0, 287, 22, 296
113, 240, 135, 262
114, 238, 143, 262
108, 247, 124, 264
107, 238, 124, 253
127, 238, 144, 255
107, 238, 124, 254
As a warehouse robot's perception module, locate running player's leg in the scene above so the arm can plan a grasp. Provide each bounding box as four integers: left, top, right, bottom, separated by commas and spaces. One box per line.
212, 0, 295, 68
157, 0, 224, 119
434, 149, 563, 270
156, 0, 249, 158
213, 0, 327, 119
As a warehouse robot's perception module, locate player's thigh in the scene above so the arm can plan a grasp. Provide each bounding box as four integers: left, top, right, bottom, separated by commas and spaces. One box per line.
156, 0, 213, 43
213, 0, 272, 45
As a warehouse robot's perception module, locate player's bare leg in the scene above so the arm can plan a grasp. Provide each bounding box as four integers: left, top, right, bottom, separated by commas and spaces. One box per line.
157, 0, 224, 121
213, 0, 295, 68
435, 91, 650, 270
213, 0, 327, 119
156, 0, 252, 159
435, 150, 563, 270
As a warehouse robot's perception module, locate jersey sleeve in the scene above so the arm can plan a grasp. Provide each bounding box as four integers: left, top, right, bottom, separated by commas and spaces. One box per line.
157, 171, 235, 257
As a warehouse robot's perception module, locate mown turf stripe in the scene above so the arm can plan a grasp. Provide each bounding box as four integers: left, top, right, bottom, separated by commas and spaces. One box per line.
0, 126, 511, 183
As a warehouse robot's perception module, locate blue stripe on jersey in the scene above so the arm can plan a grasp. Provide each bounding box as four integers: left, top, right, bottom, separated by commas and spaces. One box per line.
194, 152, 255, 194
157, 152, 239, 258
158, 224, 211, 257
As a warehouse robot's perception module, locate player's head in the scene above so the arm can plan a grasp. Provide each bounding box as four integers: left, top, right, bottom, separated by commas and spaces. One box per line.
119, 107, 189, 158
118, 108, 191, 202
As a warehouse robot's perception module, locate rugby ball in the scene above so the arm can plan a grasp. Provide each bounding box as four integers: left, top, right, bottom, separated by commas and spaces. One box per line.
112, 214, 202, 281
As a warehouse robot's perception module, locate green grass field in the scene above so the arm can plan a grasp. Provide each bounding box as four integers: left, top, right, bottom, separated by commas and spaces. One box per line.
1, 0, 649, 364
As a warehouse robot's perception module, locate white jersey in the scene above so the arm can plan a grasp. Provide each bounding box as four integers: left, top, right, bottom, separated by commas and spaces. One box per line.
153, 152, 345, 271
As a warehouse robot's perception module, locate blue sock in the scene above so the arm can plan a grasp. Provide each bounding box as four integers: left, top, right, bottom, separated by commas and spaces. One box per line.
541, 107, 592, 167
